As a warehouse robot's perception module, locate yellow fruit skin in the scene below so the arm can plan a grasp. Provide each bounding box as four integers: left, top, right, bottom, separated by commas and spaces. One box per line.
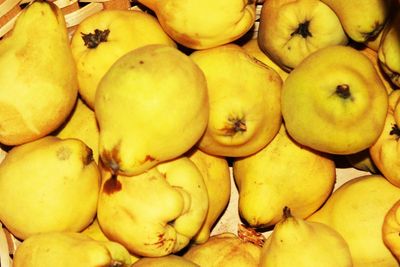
70, 9, 176, 109
378, 9, 400, 88
258, 0, 348, 70
233, 123, 335, 228
140, 0, 256, 49
370, 90, 400, 187
382, 199, 400, 260
55, 98, 100, 163
186, 148, 231, 244
308, 175, 400, 267
132, 255, 200, 267
0, 1, 77, 146
241, 38, 289, 81
95, 44, 209, 176
0, 136, 100, 240
355, 44, 396, 93
190, 44, 282, 157
82, 219, 140, 264
320, 0, 393, 42
282, 45, 388, 155
13, 232, 131, 267
259, 209, 353, 267
97, 157, 208, 257
183, 232, 261, 267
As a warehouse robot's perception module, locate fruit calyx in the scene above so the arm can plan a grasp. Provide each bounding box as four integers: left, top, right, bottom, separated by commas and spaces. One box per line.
335, 84, 352, 99
81, 29, 110, 49
221, 116, 247, 136
390, 124, 400, 139
291, 21, 312, 38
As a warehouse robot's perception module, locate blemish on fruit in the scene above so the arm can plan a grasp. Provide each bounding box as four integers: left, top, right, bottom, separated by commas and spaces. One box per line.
81, 29, 110, 49
101, 143, 122, 174
141, 154, 155, 163
83, 146, 94, 165
220, 116, 247, 136
291, 21, 312, 38
103, 174, 122, 195
56, 146, 71, 160
139, 60, 144, 64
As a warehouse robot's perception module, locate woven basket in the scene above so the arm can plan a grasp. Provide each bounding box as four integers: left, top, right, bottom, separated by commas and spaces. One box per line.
0, 0, 263, 265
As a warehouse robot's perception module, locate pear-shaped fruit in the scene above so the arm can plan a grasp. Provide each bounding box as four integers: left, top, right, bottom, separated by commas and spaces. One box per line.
370, 90, 400, 186
13, 232, 132, 267
0, 0, 77, 146
137, 0, 256, 49
282, 45, 388, 155
54, 98, 100, 163
190, 43, 282, 157
97, 157, 208, 257
70, 9, 176, 109
259, 207, 353, 267
183, 232, 262, 267
258, 0, 348, 70
308, 175, 400, 267
233, 123, 335, 228
320, 0, 393, 42
0, 136, 100, 240
132, 255, 199, 267
186, 148, 231, 244
378, 9, 400, 88
95, 44, 209, 176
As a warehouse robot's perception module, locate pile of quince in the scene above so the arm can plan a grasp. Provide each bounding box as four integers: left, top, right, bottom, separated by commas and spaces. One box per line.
0, 0, 399, 266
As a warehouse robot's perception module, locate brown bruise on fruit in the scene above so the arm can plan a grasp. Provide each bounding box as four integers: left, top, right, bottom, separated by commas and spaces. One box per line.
143, 232, 175, 251
291, 20, 312, 38
83, 146, 94, 166
81, 29, 110, 49
102, 173, 122, 195
56, 146, 71, 160
101, 144, 122, 174
220, 116, 247, 136
141, 154, 156, 164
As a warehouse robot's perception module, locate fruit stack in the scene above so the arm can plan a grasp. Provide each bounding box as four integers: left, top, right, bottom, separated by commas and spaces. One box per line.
0, 0, 399, 266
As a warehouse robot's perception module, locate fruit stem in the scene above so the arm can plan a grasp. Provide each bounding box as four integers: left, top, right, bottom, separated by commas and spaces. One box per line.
81, 29, 110, 49
282, 206, 292, 220
291, 21, 312, 38
335, 84, 351, 99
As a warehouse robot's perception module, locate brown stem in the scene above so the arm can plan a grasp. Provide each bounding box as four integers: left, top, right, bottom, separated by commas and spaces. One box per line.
336, 84, 351, 99
282, 206, 292, 220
